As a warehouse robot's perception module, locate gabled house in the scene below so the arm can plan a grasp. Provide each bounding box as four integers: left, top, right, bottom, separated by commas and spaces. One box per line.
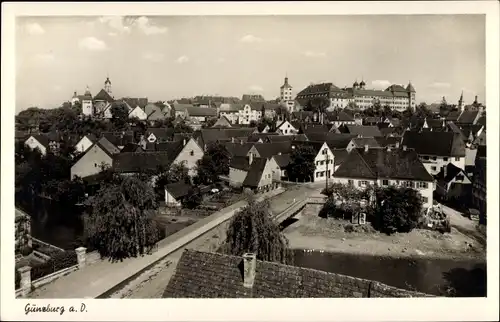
183, 106, 218, 123
346, 137, 381, 153
25, 134, 49, 155
145, 103, 170, 122
324, 110, 356, 127
120, 143, 145, 153
333, 146, 434, 208
271, 153, 291, 179
113, 152, 174, 176
338, 125, 382, 137
211, 116, 232, 128
197, 128, 257, 149
102, 131, 135, 150
74, 134, 97, 154
145, 128, 173, 143
384, 117, 401, 128
402, 131, 466, 175
242, 157, 277, 192
253, 142, 293, 159
435, 163, 472, 201
218, 103, 242, 124
93, 89, 115, 119
171, 138, 205, 177
276, 120, 298, 135
71, 137, 120, 179
128, 105, 148, 121
457, 110, 481, 125
164, 182, 193, 207
292, 141, 335, 182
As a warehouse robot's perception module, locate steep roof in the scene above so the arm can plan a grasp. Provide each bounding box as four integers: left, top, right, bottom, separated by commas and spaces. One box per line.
349, 137, 381, 149
229, 156, 251, 171
325, 110, 355, 122
199, 128, 257, 147
96, 136, 120, 155
331, 149, 350, 167
267, 134, 308, 143
120, 143, 145, 153
457, 110, 479, 124
254, 142, 292, 158
343, 125, 382, 137
435, 162, 468, 183
272, 154, 291, 168
163, 250, 429, 298
184, 106, 218, 117
212, 116, 233, 128
113, 152, 175, 173
122, 97, 148, 109
305, 133, 356, 149
334, 147, 434, 182
242, 158, 268, 187
225, 142, 255, 157
101, 131, 135, 147
146, 128, 173, 141
373, 136, 402, 148
93, 89, 114, 102
402, 131, 466, 157
165, 182, 192, 199
30, 134, 50, 148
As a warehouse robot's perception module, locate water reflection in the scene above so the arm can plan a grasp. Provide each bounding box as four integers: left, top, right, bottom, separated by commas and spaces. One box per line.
292, 249, 486, 296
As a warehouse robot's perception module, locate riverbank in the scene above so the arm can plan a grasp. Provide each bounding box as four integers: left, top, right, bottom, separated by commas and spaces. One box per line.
283, 209, 486, 262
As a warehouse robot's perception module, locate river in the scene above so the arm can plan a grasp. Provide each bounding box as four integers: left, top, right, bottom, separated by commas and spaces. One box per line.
292, 249, 486, 297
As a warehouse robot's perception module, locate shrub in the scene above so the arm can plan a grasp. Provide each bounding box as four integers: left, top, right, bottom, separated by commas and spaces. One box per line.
183, 188, 203, 209
15, 269, 21, 289
31, 250, 78, 281
19, 246, 32, 256
344, 224, 355, 233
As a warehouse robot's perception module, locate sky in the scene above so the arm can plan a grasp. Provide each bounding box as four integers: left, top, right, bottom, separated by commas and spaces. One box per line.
15, 15, 485, 112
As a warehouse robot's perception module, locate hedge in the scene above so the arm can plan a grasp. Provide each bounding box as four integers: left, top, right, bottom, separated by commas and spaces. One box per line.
30, 250, 78, 281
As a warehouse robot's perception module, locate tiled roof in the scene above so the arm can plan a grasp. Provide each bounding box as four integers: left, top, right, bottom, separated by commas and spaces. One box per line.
386, 84, 407, 92
242, 158, 268, 188
302, 124, 331, 136
30, 134, 50, 148
199, 128, 257, 147
212, 116, 233, 128
247, 133, 280, 143
267, 134, 308, 143
113, 152, 175, 173
444, 111, 461, 121
373, 136, 402, 147
163, 250, 429, 298
96, 136, 120, 155
334, 147, 434, 182
342, 125, 382, 137
325, 111, 355, 122
184, 106, 218, 117
147, 128, 173, 142
165, 182, 192, 199
122, 97, 148, 109
254, 142, 292, 158
120, 143, 145, 153
229, 156, 251, 171
291, 111, 314, 121
350, 137, 381, 148
93, 89, 114, 102
457, 110, 479, 124
435, 163, 468, 183
305, 133, 356, 149
101, 131, 135, 147
272, 154, 291, 168
154, 140, 184, 155
225, 142, 255, 157
296, 83, 343, 98
402, 131, 466, 157
331, 149, 349, 167
476, 115, 486, 127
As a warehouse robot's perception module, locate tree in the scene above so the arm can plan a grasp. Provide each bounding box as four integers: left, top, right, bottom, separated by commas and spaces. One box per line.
286, 145, 316, 182
183, 187, 203, 209
372, 186, 423, 235
173, 121, 193, 133
153, 163, 191, 201
195, 143, 230, 184
84, 176, 160, 261
224, 193, 293, 264
110, 102, 130, 129
305, 96, 330, 113
202, 117, 218, 128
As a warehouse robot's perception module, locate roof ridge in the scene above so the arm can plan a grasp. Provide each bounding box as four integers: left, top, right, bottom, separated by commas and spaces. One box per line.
355, 148, 378, 177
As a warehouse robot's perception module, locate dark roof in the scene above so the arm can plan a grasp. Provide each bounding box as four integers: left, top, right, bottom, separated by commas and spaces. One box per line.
147, 128, 173, 141
324, 111, 355, 122
363, 116, 382, 124
120, 143, 144, 153
373, 136, 402, 147
291, 111, 314, 121
165, 182, 192, 199
476, 115, 486, 127
80, 133, 97, 143
242, 158, 268, 187
184, 106, 218, 117
272, 154, 291, 168
225, 142, 254, 157
402, 131, 466, 157
476, 145, 486, 159
435, 163, 468, 183
444, 111, 461, 121
342, 125, 382, 137
302, 124, 331, 136
212, 116, 232, 128
331, 149, 349, 167
247, 133, 280, 143
30, 134, 50, 148
333, 148, 434, 182
229, 156, 251, 171
199, 128, 256, 147
93, 89, 114, 102
122, 97, 148, 109
96, 137, 120, 155
155, 141, 184, 155
267, 134, 308, 143
349, 137, 381, 149
254, 142, 292, 158
163, 250, 429, 298
296, 82, 344, 99
292, 140, 327, 154
101, 131, 135, 147
457, 110, 479, 124
113, 152, 175, 173
304, 133, 356, 148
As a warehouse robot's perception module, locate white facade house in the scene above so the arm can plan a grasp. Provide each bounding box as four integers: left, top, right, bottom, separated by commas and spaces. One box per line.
238, 104, 262, 125
74, 135, 95, 154
128, 106, 148, 120
276, 120, 298, 135
313, 142, 336, 182
25, 135, 48, 156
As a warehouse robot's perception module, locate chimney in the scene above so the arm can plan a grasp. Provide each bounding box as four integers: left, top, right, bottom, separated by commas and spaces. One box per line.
387, 146, 392, 152
248, 153, 253, 165
242, 253, 256, 288
395, 141, 400, 148
364, 144, 369, 152
231, 137, 235, 143
402, 145, 407, 151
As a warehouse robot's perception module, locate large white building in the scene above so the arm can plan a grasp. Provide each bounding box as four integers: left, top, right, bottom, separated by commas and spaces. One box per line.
296, 80, 416, 112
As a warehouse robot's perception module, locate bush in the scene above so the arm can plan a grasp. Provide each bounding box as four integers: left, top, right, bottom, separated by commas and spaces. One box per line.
19, 246, 32, 256
344, 224, 355, 233
15, 269, 21, 289
183, 188, 203, 209
31, 250, 78, 281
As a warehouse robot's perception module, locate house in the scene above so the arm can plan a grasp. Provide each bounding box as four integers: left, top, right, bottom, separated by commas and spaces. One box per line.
305, 133, 357, 149
24, 134, 49, 155
363, 116, 382, 126
120, 143, 145, 153
113, 152, 175, 176
238, 104, 263, 125
402, 131, 466, 175
339, 125, 382, 137
225, 142, 255, 157
383, 117, 401, 128
471, 157, 486, 220
291, 111, 314, 123
253, 142, 292, 159
102, 131, 135, 150
145, 103, 170, 122
242, 157, 277, 192
229, 156, 253, 186
128, 105, 148, 121
333, 146, 435, 209
435, 163, 472, 201
324, 110, 356, 127
346, 137, 381, 153
218, 103, 242, 124
197, 128, 257, 149
74, 134, 97, 154
292, 141, 335, 182
272, 153, 291, 179
163, 250, 427, 298
71, 137, 120, 179
164, 182, 193, 207
267, 134, 308, 143
183, 106, 218, 123
276, 120, 298, 135
171, 138, 204, 177
93, 89, 115, 119
211, 116, 232, 128
457, 110, 481, 125
145, 128, 173, 143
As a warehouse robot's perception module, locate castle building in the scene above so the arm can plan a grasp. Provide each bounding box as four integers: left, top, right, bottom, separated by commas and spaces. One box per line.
296, 79, 416, 112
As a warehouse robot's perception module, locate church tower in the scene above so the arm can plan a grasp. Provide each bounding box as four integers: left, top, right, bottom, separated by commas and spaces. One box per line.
280, 75, 294, 112
81, 86, 93, 116
104, 76, 112, 97
458, 90, 464, 112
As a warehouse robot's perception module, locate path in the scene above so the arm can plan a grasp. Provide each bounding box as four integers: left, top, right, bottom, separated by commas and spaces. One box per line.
439, 203, 486, 247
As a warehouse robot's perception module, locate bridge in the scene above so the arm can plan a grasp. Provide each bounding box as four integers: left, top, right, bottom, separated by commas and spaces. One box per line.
272, 194, 327, 224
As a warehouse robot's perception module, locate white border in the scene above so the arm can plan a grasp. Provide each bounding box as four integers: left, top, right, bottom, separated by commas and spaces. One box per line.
1, 2, 499, 321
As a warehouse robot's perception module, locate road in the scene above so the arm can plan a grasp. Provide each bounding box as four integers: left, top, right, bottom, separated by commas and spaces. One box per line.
438, 203, 486, 247
114, 183, 322, 299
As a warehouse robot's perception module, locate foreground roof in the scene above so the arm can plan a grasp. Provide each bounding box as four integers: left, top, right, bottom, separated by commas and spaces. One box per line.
402, 131, 466, 157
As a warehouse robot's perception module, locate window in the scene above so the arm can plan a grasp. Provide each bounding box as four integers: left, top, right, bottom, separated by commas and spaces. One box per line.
418, 182, 428, 189
456, 174, 464, 181
432, 157, 437, 161
316, 172, 319, 178
405, 181, 413, 188
421, 196, 428, 204
443, 157, 448, 161
348, 180, 354, 186
455, 157, 460, 161
321, 161, 325, 165
431, 166, 437, 171
382, 179, 389, 186
190, 150, 194, 156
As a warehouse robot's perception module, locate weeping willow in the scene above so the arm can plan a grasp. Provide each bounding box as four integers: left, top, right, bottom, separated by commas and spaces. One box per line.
225, 195, 293, 265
